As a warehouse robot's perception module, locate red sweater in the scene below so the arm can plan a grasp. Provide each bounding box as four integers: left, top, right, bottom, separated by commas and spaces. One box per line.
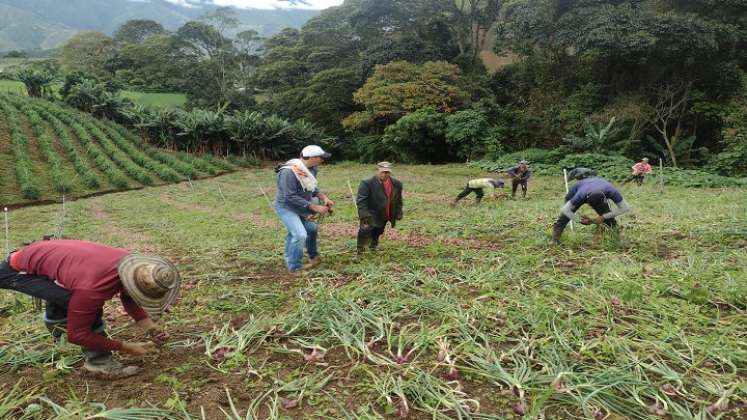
14, 240, 148, 352
383, 177, 393, 221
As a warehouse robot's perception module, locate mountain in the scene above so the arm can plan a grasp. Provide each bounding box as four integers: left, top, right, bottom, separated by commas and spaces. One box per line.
0, 0, 320, 52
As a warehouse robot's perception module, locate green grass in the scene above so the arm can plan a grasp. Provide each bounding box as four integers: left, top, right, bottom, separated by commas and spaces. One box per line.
120, 90, 187, 109
0, 80, 186, 108
0, 164, 745, 418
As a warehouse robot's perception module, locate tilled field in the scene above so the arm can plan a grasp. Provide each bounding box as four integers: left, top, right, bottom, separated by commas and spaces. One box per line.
0, 164, 745, 419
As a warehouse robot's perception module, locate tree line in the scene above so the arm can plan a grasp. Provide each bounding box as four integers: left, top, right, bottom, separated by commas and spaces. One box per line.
9, 0, 747, 175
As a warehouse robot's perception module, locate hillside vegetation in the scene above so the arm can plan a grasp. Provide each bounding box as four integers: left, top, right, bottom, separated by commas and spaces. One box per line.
0, 0, 319, 51
0, 93, 237, 206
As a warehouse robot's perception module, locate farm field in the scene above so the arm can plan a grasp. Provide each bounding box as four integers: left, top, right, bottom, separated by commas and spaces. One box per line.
0, 79, 186, 109
0, 93, 234, 206
0, 164, 745, 418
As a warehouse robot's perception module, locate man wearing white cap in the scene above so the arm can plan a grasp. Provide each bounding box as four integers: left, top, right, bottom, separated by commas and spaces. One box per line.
274, 145, 335, 273
356, 162, 403, 254
0, 239, 180, 378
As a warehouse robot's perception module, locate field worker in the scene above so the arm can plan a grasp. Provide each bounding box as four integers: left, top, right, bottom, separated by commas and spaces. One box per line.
274, 145, 335, 273
356, 162, 404, 255
0, 239, 180, 378
451, 177, 505, 206
622, 158, 653, 186
552, 168, 632, 244
506, 160, 532, 198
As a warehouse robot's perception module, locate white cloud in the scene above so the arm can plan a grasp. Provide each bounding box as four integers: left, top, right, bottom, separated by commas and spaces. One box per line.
163, 0, 344, 9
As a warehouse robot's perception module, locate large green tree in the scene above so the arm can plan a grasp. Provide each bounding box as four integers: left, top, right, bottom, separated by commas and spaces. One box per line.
60, 32, 116, 78
343, 61, 469, 131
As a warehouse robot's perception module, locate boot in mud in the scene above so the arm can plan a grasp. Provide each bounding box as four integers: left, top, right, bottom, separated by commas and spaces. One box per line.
303, 256, 322, 270
551, 225, 564, 245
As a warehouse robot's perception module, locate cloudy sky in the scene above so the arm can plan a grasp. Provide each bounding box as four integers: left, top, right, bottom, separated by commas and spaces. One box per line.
167, 0, 344, 9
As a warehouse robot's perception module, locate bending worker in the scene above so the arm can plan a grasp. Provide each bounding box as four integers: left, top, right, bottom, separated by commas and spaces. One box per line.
452, 177, 505, 206
506, 160, 531, 198
356, 162, 403, 254
0, 239, 180, 378
552, 168, 632, 244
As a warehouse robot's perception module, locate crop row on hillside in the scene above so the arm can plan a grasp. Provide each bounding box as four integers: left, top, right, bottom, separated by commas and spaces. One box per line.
0, 95, 41, 199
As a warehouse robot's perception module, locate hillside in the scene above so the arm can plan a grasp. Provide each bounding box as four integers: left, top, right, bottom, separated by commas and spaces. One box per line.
0, 93, 238, 206
0, 0, 320, 52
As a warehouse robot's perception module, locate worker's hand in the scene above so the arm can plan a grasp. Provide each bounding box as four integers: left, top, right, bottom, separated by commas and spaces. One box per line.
148, 328, 169, 345
121, 341, 156, 356
360, 217, 372, 229
579, 217, 592, 225
322, 197, 335, 208
592, 216, 606, 225
309, 204, 330, 215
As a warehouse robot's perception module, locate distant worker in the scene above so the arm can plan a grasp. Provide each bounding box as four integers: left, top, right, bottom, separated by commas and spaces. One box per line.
356, 162, 403, 255
451, 177, 505, 206
506, 160, 532, 198
0, 239, 180, 378
622, 158, 653, 186
274, 145, 335, 273
552, 168, 632, 244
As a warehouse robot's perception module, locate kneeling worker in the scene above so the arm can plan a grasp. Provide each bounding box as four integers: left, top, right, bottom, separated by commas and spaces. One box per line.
451, 177, 505, 206
356, 162, 403, 254
552, 168, 632, 244
0, 239, 180, 378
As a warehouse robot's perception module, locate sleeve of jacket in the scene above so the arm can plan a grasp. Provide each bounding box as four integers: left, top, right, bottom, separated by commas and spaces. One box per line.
67, 292, 124, 352
356, 180, 372, 219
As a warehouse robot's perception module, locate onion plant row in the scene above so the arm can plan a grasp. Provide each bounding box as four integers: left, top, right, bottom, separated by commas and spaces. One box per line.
0, 95, 41, 199
45, 107, 131, 189
11, 100, 74, 194
29, 101, 100, 190
92, 120, 183, 183
60, 110, 154, 186
108, 122, 218, 179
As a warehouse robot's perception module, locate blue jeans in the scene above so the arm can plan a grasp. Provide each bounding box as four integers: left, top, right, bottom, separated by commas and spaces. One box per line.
0, 260, 112, 366
275, 206, 319, 272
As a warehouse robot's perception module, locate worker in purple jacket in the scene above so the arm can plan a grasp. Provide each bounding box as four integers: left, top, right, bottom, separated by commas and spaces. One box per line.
552, 168, 632, 244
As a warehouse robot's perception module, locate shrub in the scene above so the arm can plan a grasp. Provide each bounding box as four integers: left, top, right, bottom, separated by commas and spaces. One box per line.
383, 108, 449, 163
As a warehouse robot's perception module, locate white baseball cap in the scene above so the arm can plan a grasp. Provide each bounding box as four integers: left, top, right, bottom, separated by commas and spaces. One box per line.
301, 145, 331, 159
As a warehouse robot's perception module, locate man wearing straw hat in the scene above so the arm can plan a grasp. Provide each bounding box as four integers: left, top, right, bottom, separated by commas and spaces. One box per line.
0, 239, 180, 378
356, 162, 403, 255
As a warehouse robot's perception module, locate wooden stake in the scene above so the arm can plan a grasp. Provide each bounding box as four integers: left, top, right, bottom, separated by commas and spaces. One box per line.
188, 178, 195, 192
3, 207, 9, 259
218, 185, 227, 204
563, 169, 575, 231
659, 158, 664, 194
346, 180, 358, 209
258, 183, 273, 211
56, 194, 66, 239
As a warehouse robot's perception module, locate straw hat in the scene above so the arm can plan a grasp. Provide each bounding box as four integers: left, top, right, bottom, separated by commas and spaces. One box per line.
118, 254, 181, 318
